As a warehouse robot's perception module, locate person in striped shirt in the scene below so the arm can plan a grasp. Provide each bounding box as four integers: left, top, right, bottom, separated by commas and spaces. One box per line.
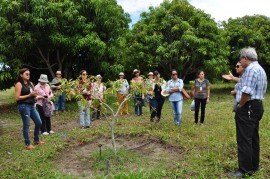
229, 47, 267, 177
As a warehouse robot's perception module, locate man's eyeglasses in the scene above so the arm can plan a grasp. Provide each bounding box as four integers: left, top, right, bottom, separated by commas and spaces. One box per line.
236, 65, 240, 68
172, 73, 177, 76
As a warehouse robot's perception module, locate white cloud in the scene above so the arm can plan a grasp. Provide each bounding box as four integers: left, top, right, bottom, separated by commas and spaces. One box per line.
118, 0, 270, 24
117, 0, 164, 24
189, 0, 270, 22
118, 0, 164, 14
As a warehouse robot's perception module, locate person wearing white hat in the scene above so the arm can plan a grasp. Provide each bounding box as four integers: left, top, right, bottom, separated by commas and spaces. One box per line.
145, 72, 154, 119
92, 74, 105, 120
131, 69, 144, 116
117, 72, 130, 115
51, 70, 66, 112
35, 74, 55, 135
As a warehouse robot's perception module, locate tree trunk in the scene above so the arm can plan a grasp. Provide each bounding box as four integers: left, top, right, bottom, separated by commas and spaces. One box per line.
37, 47, 54, 78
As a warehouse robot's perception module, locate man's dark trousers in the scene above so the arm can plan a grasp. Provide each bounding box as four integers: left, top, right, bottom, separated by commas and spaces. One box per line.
235, 100, 264, 173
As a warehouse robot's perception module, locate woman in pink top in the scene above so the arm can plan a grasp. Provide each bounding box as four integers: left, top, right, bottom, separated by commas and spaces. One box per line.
34, 74, 54, 135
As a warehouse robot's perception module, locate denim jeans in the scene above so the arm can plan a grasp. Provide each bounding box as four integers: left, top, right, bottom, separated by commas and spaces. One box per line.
150, 97, 165, 120
169, 100, 183, 126
18, 103, 42, 145
134, 96, 144, 115
54, 92, 65, 111
78, 101, 91, 127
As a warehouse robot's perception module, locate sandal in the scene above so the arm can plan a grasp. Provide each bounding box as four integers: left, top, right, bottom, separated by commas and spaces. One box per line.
25, 145, 35, 150
34, 141, 45, 145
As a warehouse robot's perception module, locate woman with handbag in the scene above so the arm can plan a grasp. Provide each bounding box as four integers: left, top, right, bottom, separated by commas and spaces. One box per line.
35, 74, 55, 135
192, 70, 210, 125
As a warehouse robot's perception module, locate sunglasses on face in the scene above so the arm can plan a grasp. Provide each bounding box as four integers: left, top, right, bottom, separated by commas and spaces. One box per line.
25, 73, 30, 76
236, 65, 240, 68
82, 73, 87, 76
172, 73, 177, 76
56, 74, 61, 75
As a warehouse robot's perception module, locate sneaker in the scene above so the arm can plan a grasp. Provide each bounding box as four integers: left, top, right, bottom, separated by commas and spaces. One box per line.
81, 126, 85, 129
34, 141, 45, 145
42, 132, 49, 135
49, 130, 55, 134
25, 145, 35, 150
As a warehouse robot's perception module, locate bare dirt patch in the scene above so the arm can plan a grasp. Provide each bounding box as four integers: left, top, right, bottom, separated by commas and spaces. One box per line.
56, 136, 184, 178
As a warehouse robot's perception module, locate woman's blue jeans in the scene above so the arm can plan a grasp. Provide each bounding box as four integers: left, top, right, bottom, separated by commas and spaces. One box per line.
169, 100, 183, 126
134, 96, 144, 115
18, 103, 42, 145
54, 92, 65, 111
78, 101, 91, 127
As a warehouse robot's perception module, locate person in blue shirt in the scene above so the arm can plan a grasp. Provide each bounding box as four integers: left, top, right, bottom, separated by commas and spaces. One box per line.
229, 47, 267, 178
166, 69, 184, 126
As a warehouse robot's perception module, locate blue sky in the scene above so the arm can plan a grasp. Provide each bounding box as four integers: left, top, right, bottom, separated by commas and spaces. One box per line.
117, 0, 270, 25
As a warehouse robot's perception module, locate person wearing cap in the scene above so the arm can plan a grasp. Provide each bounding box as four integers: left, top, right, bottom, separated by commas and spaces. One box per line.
15, 68, 44, 149
92, 74, 106, 120
145, 72, 154, 119
35, 74, 55, 135
117, 72, 130, 115
51, 70, 66, 113
150, 71, 166, 122
131, 69, 144, 116
166, 69, 184, 126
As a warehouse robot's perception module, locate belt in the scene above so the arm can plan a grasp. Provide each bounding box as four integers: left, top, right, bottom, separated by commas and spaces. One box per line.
248, 99, 262, 103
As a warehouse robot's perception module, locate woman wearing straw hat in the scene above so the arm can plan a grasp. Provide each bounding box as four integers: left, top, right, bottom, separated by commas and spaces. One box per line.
35, 74, 55, 135
51, 70, 66, 113
131, 69, 145, 116
117, 72, 130, 115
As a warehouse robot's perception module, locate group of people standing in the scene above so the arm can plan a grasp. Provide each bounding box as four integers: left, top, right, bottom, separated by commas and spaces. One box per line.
15, 67, 211, 149
116, 69, 210, 127
14, 47, 267, 178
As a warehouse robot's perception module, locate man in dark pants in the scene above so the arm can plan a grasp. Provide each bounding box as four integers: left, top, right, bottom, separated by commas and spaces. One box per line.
229, 47, 267, 177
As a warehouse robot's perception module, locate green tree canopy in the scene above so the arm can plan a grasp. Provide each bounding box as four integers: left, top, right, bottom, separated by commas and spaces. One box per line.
126, 0, 230, 81
222, 15, 270, 75
0, 0, 130, 90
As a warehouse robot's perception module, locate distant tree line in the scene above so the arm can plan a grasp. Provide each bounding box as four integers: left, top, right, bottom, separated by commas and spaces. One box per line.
1, 0, 270, 90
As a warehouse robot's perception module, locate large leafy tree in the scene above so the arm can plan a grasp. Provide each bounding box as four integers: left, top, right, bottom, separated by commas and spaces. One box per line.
222, 15, 270, 75
126, 0, 229, 81
0, 0, 129, 90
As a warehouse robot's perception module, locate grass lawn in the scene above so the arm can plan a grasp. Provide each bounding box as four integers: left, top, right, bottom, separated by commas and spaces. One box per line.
0, 83, 269, 178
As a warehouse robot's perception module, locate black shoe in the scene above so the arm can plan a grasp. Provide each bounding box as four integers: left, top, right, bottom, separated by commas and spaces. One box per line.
86, 126, 90, 128
253, 166, 261, 172
228, 170, 244, 177
228, 169, 252, 178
